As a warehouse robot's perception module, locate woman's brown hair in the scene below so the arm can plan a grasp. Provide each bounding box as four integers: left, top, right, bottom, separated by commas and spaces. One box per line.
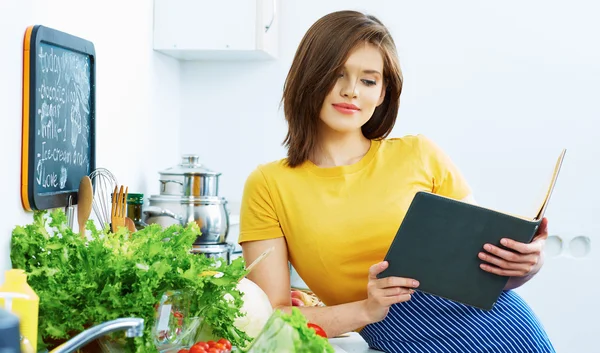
282, 10, 403, 167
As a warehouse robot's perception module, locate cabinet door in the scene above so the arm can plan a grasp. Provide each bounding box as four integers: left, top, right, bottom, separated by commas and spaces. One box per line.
153, 0, 278, 60
256, 0, 278, 58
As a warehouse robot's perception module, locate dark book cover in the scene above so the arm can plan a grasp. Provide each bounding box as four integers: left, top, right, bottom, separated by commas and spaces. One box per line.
379, 149, 566, 310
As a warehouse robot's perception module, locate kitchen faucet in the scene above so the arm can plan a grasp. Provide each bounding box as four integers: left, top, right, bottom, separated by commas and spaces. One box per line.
49, 318, 144, 353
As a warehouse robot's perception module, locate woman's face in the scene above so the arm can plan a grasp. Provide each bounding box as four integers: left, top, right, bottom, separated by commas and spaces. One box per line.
319, 43, 386, 135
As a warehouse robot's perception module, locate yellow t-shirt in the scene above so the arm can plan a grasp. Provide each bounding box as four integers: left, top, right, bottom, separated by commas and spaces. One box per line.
238, 134, 472, 307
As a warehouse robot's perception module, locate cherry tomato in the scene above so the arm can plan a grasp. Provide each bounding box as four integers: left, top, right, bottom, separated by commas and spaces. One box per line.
207, 348, 220, 353
206, 340, 217, 347
217, 338, 232, 350
189, 342, 208, 353
177, 350, 189, 353
307, 322, 327, 338
194, 342, 210, 350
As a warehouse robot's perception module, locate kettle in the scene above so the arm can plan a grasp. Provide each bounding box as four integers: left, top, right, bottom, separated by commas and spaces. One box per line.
0, 308, 20, 352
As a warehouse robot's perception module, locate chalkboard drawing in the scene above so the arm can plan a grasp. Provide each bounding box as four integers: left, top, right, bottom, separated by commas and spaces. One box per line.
21, 25, 96, 211
60, 165, 67, 189
70, 97, 81, 148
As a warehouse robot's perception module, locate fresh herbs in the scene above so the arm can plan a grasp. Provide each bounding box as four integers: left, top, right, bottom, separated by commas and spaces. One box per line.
10, 210, 250, 352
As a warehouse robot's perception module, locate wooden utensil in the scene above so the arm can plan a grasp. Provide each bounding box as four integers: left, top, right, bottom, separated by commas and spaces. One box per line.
77, 176, 93, 237
245, 246, 275, 273
125, 217, 136, 233
111, 185, 127, 233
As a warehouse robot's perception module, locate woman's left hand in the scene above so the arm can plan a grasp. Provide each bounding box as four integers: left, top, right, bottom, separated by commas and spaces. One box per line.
479, 217, 549, 277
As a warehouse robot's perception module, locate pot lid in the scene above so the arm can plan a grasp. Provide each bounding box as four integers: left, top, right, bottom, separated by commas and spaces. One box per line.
148, 194, 227, 204
159, 154, 221, 176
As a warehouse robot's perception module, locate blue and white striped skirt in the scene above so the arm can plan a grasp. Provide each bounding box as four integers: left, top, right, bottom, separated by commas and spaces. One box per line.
360, 290, 555, 353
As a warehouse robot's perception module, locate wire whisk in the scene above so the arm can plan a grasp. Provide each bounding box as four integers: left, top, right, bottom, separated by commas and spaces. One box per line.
89, 168, 118, 230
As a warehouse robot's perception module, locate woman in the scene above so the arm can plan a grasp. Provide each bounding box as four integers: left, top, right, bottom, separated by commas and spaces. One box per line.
239, 10, 555, 353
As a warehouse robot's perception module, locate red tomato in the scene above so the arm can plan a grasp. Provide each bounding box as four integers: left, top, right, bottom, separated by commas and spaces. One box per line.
207, 348, 220, 353
189, 343, 207, 353
217, 338, 232, 349
177, 350, 189, 353
194, 342, 210, 350
206, 340, 217, 347
307, 322, 327, 338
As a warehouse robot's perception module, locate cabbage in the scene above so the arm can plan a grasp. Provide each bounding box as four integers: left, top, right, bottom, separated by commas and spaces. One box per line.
187, 278, 273, 347
233, 278, 274, 340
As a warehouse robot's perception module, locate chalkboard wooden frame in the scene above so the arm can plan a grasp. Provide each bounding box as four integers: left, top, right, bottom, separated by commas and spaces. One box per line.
21, 25, 96, 211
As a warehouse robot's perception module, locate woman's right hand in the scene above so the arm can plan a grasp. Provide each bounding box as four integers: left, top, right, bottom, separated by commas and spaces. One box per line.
363, 261, 420, 323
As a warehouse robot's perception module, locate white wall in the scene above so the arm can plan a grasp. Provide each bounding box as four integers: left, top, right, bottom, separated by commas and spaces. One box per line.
180, 1, 599, 352
0, 0, 181, 277
1, 0, 597, 351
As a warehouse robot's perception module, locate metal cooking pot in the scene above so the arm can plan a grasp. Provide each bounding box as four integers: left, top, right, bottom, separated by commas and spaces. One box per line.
191, 243, 234, 264
182, 173, 219, 197
158, 155, 221, 197
144, 195, 229, 244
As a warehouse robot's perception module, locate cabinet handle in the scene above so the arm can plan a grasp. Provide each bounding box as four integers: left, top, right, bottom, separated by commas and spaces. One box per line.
265, 0, 276, 33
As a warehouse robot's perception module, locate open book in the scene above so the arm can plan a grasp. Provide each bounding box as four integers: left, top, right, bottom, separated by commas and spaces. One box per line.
378, 149, 566, 310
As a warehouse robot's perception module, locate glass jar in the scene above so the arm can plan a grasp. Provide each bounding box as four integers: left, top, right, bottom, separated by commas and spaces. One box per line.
152, 290, 189, 351
126, 193, 148, 230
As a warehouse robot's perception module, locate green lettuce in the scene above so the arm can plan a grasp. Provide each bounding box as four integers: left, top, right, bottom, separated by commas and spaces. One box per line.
243, 308, 334, 353
10, 209, 251, 352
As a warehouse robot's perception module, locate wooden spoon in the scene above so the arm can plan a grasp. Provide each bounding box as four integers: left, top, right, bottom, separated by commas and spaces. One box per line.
77, 176, 93, 237
125, 217, 136, 233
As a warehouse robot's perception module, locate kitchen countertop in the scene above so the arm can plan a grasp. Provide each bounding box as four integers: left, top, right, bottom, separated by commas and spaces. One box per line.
329, 332, 380, 352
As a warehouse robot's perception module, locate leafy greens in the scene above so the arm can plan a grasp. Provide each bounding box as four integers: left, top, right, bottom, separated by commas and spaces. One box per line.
10, 210, 251, 352
244, 308, 334, 353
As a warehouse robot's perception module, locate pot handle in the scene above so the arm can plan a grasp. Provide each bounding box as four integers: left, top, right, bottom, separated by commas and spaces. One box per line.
143, 206, 184, 222
159, 179, 184, 193
159, 179, 183, 186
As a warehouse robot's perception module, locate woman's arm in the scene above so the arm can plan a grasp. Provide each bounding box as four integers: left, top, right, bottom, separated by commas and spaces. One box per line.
242, 237, 418, 338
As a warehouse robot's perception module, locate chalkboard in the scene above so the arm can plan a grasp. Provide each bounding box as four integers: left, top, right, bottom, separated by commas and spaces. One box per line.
21, 25, 96, 211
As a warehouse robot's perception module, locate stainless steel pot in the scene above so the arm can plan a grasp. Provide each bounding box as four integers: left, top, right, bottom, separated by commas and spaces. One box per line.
159, 155, 221, 197
191, 243, 234, 264
144, 195, 229, 244
183, 173, 219, 197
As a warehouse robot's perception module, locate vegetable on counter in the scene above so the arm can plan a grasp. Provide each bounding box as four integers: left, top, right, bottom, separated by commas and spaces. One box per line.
290, 290, 323, 307
9, 210, 251, 353
231, 278, 274, 341
244, 308, 334, 353
178, 338, 232, 353
306, 323, 327, 338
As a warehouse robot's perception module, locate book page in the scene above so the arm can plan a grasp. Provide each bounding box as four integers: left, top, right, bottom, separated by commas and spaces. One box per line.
424, 191, 533, 221
532, 149, 567, 220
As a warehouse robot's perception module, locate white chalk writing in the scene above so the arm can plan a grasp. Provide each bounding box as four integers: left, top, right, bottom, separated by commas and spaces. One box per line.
35, 44, 91, 191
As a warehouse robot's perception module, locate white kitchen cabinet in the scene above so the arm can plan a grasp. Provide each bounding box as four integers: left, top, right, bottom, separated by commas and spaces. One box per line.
153, 0, 279, 60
